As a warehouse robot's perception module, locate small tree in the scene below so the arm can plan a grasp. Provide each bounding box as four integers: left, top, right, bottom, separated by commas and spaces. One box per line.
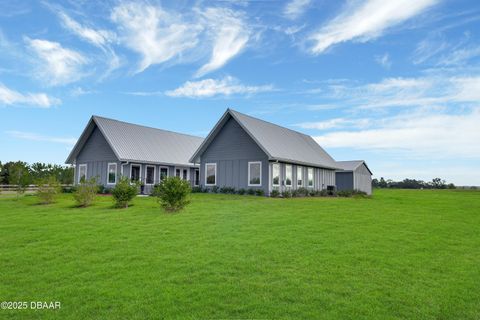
112, 176, 138, 208
73, 177, 98, 207
9, 162, 31, 199
36, 176, 61, 204
154, 177, 191, 212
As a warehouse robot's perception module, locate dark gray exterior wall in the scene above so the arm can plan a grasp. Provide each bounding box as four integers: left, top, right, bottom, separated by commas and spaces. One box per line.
199, 117, 269, 194
75, 126, 198, 193
335, 172, 353, 192
335, 163, 372, 195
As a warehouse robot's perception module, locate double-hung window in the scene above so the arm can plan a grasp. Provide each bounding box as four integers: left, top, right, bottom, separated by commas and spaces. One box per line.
272, 163, 280, 187
285, 164, 292, 187
78, 164, 87, 182
146, 166, 155, 185
205, 163, 216, 186
248, 162, 262, 186
308, 168, 314, 187
107, 163, 117, 184
160, 167, 168, 182
297, 166, 303, 187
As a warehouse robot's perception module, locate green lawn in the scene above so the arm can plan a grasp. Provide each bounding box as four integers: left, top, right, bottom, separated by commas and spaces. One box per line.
1, 189, 479, 319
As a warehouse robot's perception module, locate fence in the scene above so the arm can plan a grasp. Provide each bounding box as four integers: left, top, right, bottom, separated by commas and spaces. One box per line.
0, 185, 74, 193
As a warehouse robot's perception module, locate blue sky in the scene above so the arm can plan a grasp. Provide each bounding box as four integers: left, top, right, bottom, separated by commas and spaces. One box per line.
1, 0, 479, 185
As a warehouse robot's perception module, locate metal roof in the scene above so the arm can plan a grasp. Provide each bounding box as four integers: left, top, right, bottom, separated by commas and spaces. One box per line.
336, 160, 373, 174
190, 109, 340, 169
66, 116, 204, 167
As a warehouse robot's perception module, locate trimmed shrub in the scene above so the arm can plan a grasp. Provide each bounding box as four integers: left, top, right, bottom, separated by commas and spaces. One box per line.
255, 189, 265, 196
270, 189, 280, 198
73, 177, 98, 207
337, 190, 353, 197
155, 176, 191, 212
112, 176, 138, 208
211, 186, 219, 193
281, 190, 292, 198
247, 188, 255, 195
191, 186, 204, 193
295, 187, 309, 197
237, 188, 246, 195
219, 186, 236, 194
36, 176, 61, 204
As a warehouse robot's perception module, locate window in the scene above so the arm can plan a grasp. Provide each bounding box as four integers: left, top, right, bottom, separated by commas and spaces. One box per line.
130, 164, 141, 182
248, 161, 261, 186
297, 166, 303, 186
285, 164, 292, 186
107, 163, 117, 184
194, 169, 199, 186
308, 168, 314, 187
78, 164, 87, 182
272, 163, 280, 186
182, 169, 188, 180
175, 169, 180, 177
146, 166, 155, 185
205, 163, 216, 186
160, 167, 168, 181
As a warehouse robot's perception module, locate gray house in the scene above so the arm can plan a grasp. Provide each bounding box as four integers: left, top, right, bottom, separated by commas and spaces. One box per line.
335, 161, 373, 195
189, 109, 340, 195
65, 116, 204, 193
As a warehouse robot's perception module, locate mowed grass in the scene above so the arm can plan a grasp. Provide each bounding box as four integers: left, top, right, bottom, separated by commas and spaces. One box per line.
1, 190, 479, 319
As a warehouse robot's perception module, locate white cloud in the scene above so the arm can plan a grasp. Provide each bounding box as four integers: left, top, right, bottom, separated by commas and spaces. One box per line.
0, 83, 60, 108
313, 108, 480, 159
296, 118, 371, 130
25, 37, 88, 86
375, 53, 392, 69
58, 12, 115, 47
165, 76, 274, 98
284, 0, 311, 20
111, 2, 201, 73
308, 0, 438, 54
195, 7, 250, 77
6, 131, 76, 145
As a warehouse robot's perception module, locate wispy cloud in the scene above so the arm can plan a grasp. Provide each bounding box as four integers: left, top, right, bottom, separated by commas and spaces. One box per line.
111, 2, 201, 73
58, 12, 116, 48
313, 108, 480, 159
195, 7, 251, 77
24, 37, 88, 86
284, 0, 311, 20
296, 118, 371, 130
165, 76, 274, 98
6, 131, 76, 145
308, 0, 438, 54
375, 53, 392, 69
0, 83, 60, 108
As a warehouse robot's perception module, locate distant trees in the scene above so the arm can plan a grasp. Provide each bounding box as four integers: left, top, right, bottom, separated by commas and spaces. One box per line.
372, 177, 455, 189
0, 161, 74, 185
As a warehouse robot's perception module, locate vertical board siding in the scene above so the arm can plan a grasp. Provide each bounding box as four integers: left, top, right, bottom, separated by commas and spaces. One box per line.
200, 116, 269, 193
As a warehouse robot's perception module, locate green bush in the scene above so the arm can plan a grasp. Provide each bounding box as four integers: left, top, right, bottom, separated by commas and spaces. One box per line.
281, 190, 292, 198
270, 189, 280, 197
154, 177, 191, 212
337, 190, 353, 197
191, 186, 204, 193
295, 187, 309, 197
73, 177, 98, 207
211, 186, 219, 193
255, 189, 265, 196
219, 186, 236, 194
112, 176, 138, 208
247, 188, 255, 195
237, 188, 246, 195
36, 176, 61, 204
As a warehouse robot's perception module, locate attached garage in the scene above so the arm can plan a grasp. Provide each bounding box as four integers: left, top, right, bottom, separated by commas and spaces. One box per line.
335, 161, 373, 195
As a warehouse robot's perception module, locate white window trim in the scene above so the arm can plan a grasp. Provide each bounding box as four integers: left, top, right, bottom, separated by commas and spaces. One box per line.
297, 166, 303, 187
145, 165, 156, 185
78, 164, 87, 183
248, 161, 262, 187
159, 166, 169, 182
174, 166, 190, 181
205, 163, 217, 186
107, 163, 117, 185
272, 163, 280, 187
308, 167, 314, 188
130, 163, 142, 182
194, 168, 200, 186
285, 164, 292, 187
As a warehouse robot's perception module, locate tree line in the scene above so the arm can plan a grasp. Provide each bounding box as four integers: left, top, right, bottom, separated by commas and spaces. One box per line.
0, 161, 74, 185
372, 177, 456, 189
